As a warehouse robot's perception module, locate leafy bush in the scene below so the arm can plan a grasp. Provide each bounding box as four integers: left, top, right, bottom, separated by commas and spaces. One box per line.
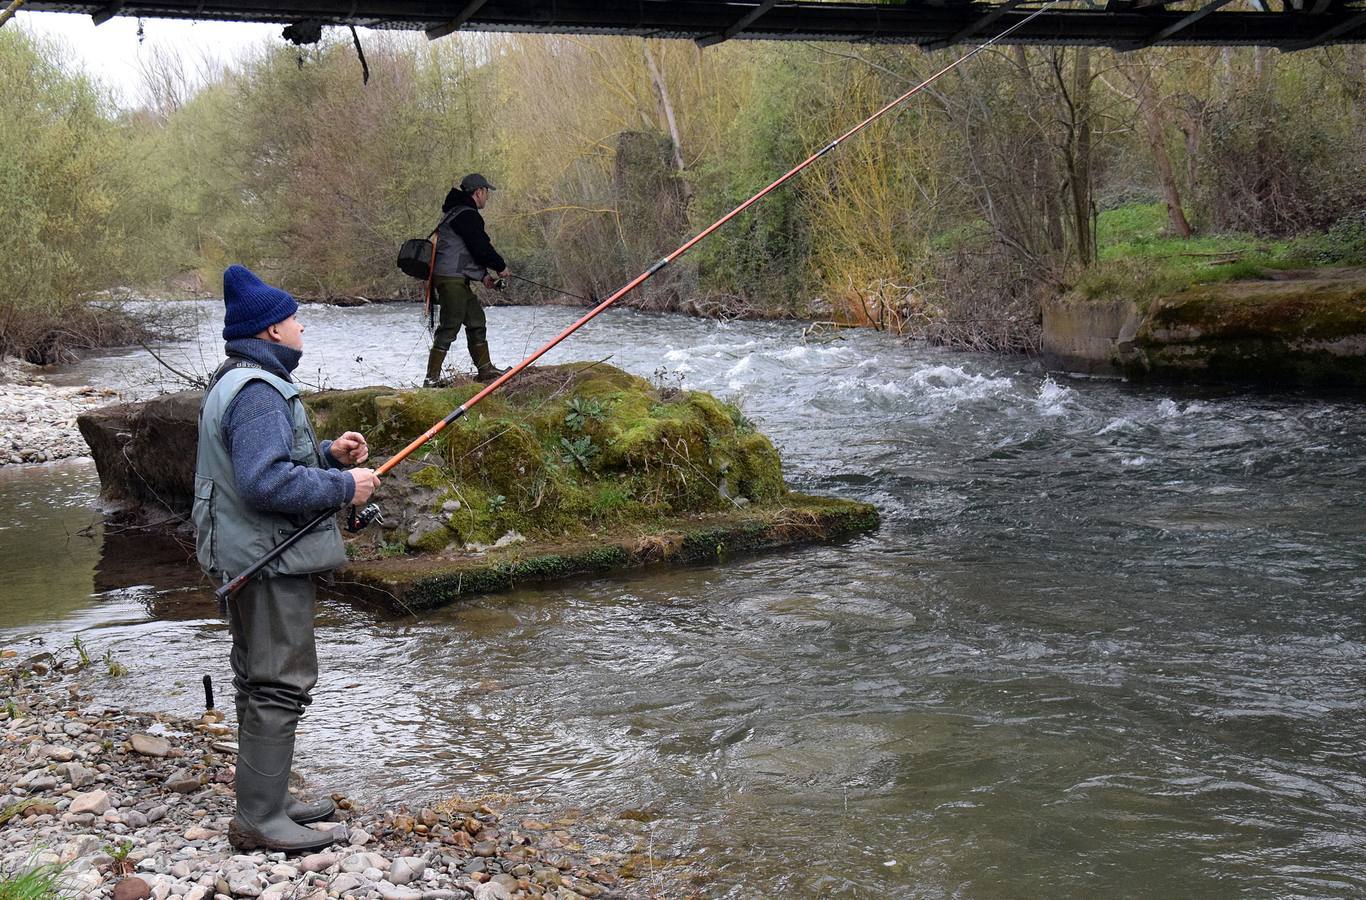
1291, 209, 1366, 266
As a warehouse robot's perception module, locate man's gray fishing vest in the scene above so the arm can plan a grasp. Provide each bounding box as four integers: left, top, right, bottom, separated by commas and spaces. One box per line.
433, 206, 488, 280
193, 366, 347, 580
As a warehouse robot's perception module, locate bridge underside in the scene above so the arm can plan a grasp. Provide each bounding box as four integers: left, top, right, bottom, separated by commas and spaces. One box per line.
21, 1, 1366, 51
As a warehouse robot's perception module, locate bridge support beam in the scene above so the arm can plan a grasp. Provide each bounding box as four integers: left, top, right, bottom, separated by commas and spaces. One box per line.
1289, 9, 1366, 49
426, 0, 488, 40
91, 1, 123, 25
925, 0, 1023, 50
1120, 0, 1233, 50
696, 0, 779, 47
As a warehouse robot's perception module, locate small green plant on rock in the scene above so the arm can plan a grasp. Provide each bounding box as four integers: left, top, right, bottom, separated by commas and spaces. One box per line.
105, 840, 134, 876
487, 494, 507, 514
564, 397, 607, 432
71, 637, 91, 669
378, 538, 409, 558
102, 650, 127, 678
559, 436, 598, 471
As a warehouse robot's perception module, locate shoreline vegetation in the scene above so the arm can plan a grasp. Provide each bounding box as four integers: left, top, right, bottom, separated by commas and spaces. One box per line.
0, 647, 655, 899
3, 26, 1363, 369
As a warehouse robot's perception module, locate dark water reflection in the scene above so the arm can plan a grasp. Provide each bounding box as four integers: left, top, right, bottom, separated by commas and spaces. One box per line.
4, 301, 1366, 897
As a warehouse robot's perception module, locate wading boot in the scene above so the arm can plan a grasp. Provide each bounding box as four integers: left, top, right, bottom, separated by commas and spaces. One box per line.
234, 699, 334, 824
470, 341, 506, 384
228, 729, 336, 854
424, 348, 448, 388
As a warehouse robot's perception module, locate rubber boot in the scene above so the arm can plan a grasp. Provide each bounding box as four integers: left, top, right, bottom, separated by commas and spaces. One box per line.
234, 698, 333, 824
424, 348, 448, 388
228, 729, 336, 854
470, 342, 506, 383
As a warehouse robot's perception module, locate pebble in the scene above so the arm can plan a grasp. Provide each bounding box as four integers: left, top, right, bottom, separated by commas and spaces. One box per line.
390, 856, 426, 885
165, 770, 202, 793
329, 873, 365, 894
70, 789, 111, 815
132, 733, 173, 757
340, 852, 389, 874
299, 851, 338, 873
113, 876, 152, 900
57, 761, 97, 788
472, 883, 512, 900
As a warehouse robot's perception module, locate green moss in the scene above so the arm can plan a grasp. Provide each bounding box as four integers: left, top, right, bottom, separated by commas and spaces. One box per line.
1144, 278, 1366, 342
306, 365, 882, 604
1117, 271, 1366, 387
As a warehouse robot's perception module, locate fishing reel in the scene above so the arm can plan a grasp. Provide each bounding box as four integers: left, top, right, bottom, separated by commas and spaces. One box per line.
491, 276, 507, 292
346, 502, 384, 533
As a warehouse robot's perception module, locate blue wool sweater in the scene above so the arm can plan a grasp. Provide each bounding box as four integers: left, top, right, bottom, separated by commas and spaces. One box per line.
219, 338, 355, 513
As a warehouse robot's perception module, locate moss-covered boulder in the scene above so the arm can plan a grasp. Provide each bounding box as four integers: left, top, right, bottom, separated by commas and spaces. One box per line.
1042, 267, 1366, 388
310, 364, 877, 610
1123, 270, 1366, 386
79, 363, 878, 611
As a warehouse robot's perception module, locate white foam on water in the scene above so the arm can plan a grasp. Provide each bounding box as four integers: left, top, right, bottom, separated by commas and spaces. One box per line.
1121, 455, 1149, 467
1034, 376, 1074, 417
1098, 417, 1135, 435
905, 364, 1015, 403
1157, 398, 1212, 419
662, 339, 760, 364
724, 355, 754, 380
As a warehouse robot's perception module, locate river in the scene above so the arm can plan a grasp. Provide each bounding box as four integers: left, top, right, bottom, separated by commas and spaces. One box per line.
3, 300, 1365, 898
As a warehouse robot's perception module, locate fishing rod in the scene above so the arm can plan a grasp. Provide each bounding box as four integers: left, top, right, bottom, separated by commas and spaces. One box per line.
504, 273, 597, 304
214, 0, 1060, 606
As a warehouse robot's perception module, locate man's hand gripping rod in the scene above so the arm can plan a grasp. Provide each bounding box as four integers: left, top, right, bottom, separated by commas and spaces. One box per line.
212, 0, 1057, 608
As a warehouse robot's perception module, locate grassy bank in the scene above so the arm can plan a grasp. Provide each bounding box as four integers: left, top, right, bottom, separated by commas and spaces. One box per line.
1071, 203, 1366, 306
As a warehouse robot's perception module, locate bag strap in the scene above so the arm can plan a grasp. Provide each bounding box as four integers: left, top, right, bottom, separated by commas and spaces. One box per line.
206, 355, 264, 394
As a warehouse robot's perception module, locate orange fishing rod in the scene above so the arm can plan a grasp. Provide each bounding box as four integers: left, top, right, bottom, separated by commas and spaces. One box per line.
214, 0, 1060, 606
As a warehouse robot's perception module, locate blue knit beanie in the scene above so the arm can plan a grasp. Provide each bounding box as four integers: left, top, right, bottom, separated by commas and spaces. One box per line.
222, 265, 299, 340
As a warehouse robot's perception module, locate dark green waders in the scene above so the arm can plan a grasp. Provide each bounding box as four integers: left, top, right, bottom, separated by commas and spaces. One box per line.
225, 574, 336, 853
425, 276, 505, 385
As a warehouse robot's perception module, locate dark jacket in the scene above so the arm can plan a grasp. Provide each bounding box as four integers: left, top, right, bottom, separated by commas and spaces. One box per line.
436, 188, 506, 274
218, 338, 355, 513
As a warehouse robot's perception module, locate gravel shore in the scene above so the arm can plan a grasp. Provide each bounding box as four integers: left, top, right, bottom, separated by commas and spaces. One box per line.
0, 648, 661, 899
0, 359, 119, 467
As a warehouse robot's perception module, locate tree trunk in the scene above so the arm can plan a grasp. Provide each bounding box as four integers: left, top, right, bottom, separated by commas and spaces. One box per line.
1134, 69, 1192, 238
1068, 48, 1095, 264
642, 40, 686, 176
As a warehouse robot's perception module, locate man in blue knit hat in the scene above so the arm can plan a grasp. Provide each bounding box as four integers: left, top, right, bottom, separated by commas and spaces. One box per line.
193, 264, 381, 853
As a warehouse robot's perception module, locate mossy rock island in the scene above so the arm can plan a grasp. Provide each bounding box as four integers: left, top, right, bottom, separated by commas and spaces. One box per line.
78, 364, 878, 612
1042, 267, 1366, 389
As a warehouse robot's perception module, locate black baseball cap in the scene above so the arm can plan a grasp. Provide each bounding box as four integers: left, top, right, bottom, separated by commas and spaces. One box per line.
460, 173, 497, 192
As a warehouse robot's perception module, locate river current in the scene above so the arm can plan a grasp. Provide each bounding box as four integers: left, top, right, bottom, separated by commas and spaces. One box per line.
2, 301, 1364, 898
